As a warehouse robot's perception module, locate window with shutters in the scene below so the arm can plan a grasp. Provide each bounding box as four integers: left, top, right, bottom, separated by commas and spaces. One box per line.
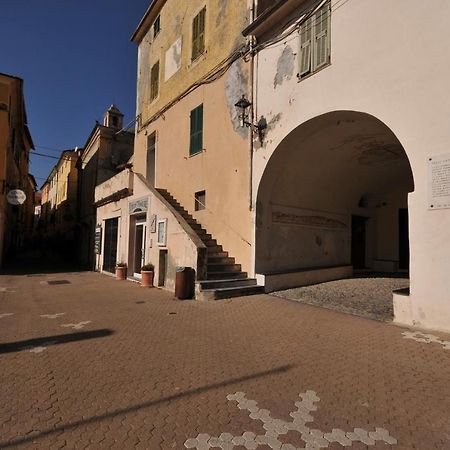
150, 61, 160, 101
192, 7, 206, 61
189, 104, 203, 156
299, 1, 331, 78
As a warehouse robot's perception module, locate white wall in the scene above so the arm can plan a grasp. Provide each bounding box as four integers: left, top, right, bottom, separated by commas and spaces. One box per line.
252, 0, 450, 331
95, 171, 205, 293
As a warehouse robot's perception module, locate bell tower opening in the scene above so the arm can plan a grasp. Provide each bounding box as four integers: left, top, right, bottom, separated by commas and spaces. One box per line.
103, 104, 124, 129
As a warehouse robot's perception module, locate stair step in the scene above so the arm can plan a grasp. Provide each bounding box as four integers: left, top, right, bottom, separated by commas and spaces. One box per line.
207, 251, 229, 258
201, 285, 265, 301
207, 263, 241, 272
204, 239, 218, 247
207, 245, 224, 254
198, 278, 257, 290
207, 256, 235, 264
207, 271, 247, 280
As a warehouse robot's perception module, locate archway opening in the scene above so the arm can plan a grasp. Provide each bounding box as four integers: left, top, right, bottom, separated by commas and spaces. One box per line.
256, 111, 414, 308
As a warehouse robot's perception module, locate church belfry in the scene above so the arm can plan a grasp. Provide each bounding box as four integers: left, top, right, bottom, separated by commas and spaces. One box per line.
103, 104, 124, 129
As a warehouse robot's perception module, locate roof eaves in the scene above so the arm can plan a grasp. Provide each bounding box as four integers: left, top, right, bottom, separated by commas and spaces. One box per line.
243, 0, 290, 36
131, 0, 166, 43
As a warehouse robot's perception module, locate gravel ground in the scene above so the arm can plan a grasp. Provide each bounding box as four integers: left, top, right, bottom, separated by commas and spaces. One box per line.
272, 276, 410, 322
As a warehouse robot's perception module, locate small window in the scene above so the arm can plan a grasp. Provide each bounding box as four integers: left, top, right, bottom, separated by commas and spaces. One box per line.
189, 104, 203, 156
192, 7, 206, 61
150, 61, 160, 101
195, 191, 206, 211
299, 1, 331, 78
153, 15, 161, 38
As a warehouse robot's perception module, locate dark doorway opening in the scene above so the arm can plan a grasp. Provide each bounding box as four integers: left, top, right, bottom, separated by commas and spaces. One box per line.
103, 218, 118, 273
398, 208, 409, 270
351, 215, 367, 269
158, 250, 168, 286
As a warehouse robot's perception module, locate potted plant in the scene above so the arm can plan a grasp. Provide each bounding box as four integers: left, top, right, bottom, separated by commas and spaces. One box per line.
140, 263, 155, 287
115, 262, 127, 281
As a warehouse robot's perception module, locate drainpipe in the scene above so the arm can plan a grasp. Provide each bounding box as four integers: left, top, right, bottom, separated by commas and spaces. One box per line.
248, 0, 257, 211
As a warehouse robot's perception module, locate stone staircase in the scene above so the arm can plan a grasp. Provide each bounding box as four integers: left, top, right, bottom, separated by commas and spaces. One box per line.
157, 189, 264, 301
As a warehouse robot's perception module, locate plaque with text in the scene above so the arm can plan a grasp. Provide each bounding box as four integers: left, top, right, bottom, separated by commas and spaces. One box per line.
94, 226, 102, 254
428, 154, 450, 210
150, 214, 157, 233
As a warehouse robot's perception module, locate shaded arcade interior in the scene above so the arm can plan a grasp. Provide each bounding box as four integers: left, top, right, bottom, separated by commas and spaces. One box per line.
256, 111, 414, 293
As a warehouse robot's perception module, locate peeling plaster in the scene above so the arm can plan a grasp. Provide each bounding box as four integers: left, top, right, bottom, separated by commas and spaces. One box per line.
274, 46, 295, 88
216, 0, 227, 28
225, 59, 249, 139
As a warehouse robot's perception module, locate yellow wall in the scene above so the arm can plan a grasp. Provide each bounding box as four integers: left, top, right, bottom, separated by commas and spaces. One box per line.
137, 0, 251, 126
134, 0, 254, 272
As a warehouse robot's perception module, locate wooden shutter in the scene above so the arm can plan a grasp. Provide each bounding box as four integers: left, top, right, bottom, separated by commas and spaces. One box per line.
192, 7, 206, 61
150, 61, 159, 101
299, 17, 312, 76
190, 104, 203, 155
313, 3, 330, 70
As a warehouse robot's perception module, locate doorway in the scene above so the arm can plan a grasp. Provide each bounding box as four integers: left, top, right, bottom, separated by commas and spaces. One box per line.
133, 217, 147, 278
351, 215, 367, 270
103, 218, 118, 273
158, 250, 168, 286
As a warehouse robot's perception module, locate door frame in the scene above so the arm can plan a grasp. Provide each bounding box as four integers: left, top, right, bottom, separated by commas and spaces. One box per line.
133, 216, 147, 278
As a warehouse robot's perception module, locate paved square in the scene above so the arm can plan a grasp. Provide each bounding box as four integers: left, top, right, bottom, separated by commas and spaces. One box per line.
0, 271, 449, 449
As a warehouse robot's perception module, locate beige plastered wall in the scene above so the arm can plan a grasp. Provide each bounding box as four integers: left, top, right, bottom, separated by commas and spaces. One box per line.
133, 0, 254, 273
252, 0, 450, 332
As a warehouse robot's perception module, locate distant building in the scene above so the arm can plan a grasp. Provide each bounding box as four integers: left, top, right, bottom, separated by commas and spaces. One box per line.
0, 72, 35, 264
39, 149, 81, 259
77, 106, 134, 268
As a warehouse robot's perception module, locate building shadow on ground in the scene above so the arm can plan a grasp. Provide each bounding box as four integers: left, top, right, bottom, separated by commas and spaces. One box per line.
0, 364, 294, 449
0, 329, 114, 354
1, 249, 89, 275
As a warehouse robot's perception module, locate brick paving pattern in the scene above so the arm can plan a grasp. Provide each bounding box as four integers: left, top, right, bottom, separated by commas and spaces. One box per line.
0, 271, 449, 449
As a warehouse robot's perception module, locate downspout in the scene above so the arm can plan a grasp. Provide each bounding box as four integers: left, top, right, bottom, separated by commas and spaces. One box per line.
248, 0, 256, 211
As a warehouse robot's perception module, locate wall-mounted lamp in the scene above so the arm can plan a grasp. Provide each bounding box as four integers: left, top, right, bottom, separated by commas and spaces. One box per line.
235, 95, 267, 145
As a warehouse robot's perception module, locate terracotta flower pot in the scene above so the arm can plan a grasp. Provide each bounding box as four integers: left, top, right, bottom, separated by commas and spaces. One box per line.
115, 266, 127, 280
140, 270, 154, 287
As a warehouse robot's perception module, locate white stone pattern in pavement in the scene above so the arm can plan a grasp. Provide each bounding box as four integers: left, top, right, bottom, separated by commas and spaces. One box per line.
60, 321, 91, 330
184, 391, 397, 449
0, 287, 16, 292
0, 313, 14, 318
402, 331, 450, 350
40, 313, 66, 319
20, 341, 58, 354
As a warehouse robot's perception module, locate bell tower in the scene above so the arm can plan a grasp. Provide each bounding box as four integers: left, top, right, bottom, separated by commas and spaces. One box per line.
103, 104, 124, 129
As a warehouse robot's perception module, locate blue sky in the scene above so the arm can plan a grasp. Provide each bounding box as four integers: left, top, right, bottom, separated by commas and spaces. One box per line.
0, 0, 151, 187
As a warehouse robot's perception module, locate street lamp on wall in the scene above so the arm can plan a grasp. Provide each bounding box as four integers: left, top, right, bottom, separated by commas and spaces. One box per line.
235, 95, 267, 145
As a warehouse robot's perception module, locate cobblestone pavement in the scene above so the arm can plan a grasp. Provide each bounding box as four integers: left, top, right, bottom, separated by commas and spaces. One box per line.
0, 271, 449, 449
272, 277, 410, 322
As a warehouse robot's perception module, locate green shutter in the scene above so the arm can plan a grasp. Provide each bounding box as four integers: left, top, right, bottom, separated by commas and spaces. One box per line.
150, 61, 159, 101
192, 7, 206, 61
190, 104, 203, 156
299, 17, 312, 76
313, 4, 330, 69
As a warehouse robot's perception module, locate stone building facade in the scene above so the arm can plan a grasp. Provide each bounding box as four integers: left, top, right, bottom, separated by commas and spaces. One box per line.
0, 72, 35, 264
77, 106, 134, 268
95, 0, 262, 299
244, 0, 450, 332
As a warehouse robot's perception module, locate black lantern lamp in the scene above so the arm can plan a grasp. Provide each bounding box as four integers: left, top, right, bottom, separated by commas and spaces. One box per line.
235, 95, 267, 144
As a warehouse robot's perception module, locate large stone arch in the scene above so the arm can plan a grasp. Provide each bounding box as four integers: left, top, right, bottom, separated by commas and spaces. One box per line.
255, 110, 414, 288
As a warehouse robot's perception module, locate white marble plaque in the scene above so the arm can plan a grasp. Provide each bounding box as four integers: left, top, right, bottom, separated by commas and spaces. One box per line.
428, 154, 450, 210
